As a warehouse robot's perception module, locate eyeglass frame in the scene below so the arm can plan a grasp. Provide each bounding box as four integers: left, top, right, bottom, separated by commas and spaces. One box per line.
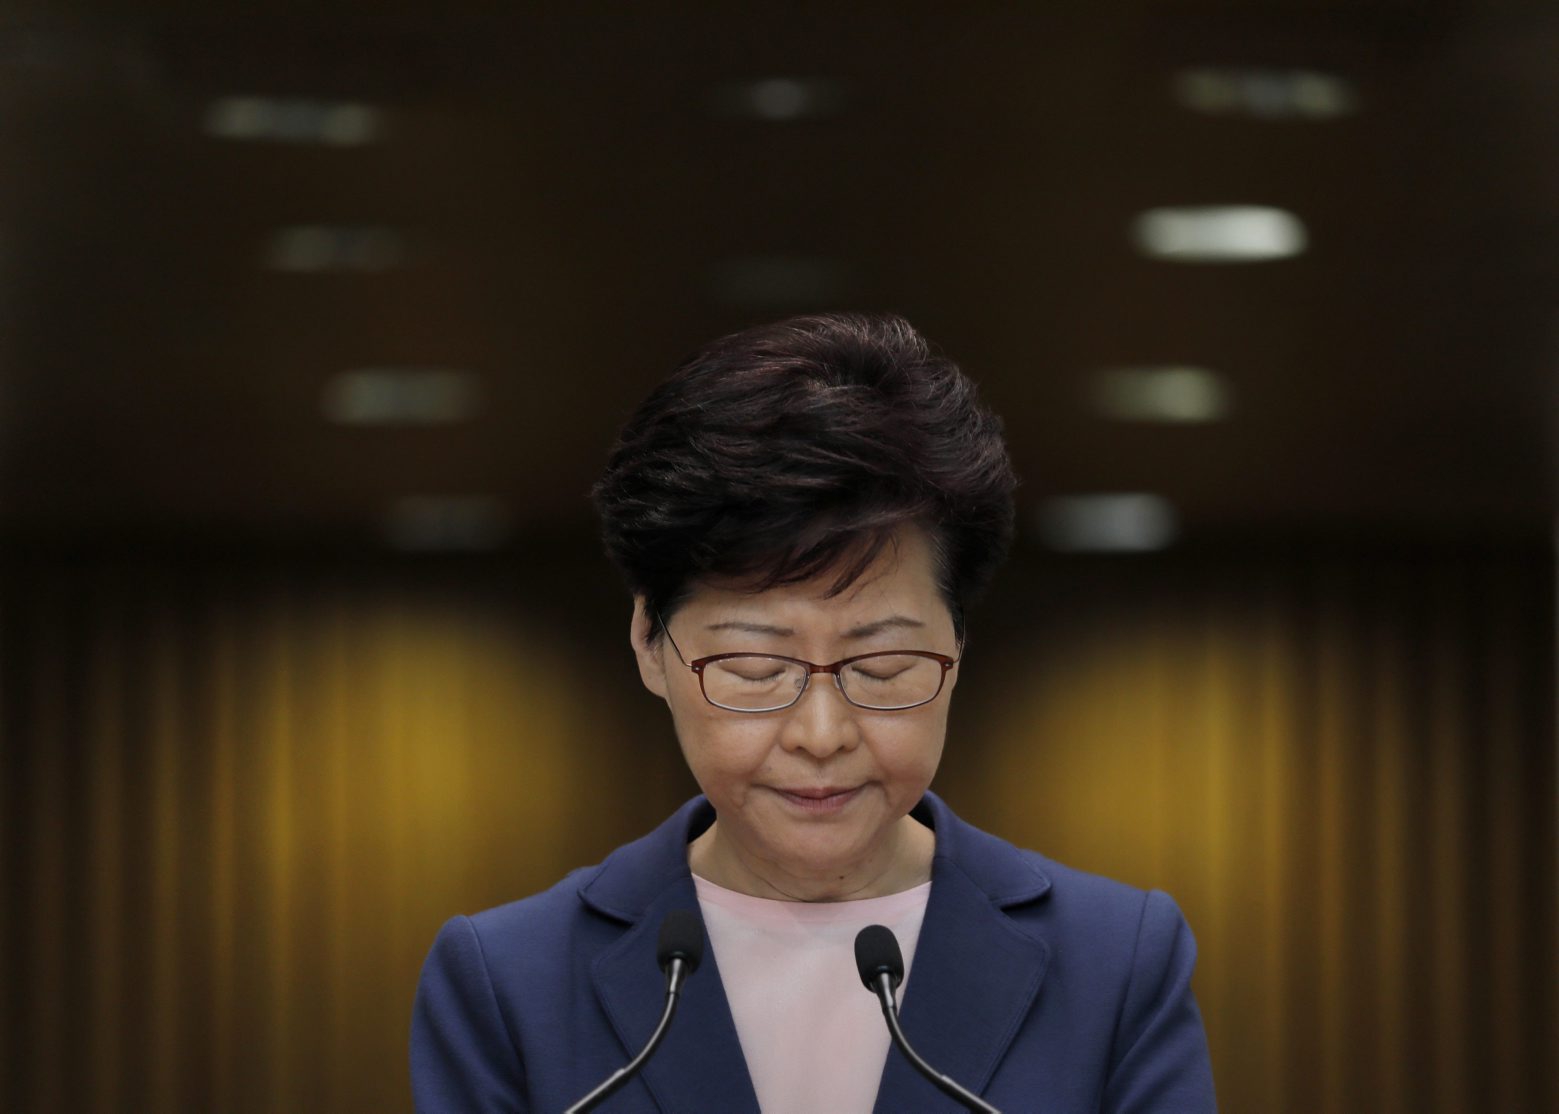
654, 610, 962, 713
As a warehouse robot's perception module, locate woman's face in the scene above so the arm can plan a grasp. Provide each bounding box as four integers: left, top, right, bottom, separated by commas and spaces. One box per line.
632, 526, 959, 895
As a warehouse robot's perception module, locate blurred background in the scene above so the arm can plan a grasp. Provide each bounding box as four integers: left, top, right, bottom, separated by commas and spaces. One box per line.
1, 2, 1555, 1112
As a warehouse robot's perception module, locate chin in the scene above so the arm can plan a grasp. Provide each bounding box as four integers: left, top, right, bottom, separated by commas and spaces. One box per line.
776, 824, 878, 862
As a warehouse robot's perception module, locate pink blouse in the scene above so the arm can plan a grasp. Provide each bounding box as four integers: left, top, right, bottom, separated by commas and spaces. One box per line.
692, 874, 932, 1114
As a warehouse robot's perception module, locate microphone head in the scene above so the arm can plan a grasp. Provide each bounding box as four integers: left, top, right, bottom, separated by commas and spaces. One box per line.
656, 909, 704, 976
853, 924, 905, 991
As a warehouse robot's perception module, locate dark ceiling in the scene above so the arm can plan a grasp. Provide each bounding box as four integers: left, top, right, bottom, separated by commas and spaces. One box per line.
2, 2, 1555, 550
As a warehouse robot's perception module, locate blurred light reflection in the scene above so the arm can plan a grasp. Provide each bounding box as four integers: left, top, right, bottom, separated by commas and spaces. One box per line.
1089, 366, 1231, 423
1131, 206, 1307, 262
204, 96, 385, 145
1037, 493, 1179, 552
708, 77, 845, 121
1172, 68, 1359, 119
708, 255, 853, 306
385, 496, 512, 552
265, 226, 408, 273
322, 369, 482, 426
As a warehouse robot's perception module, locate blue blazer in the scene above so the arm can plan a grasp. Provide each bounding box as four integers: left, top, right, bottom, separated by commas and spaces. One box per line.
410, 793, 1216, 1113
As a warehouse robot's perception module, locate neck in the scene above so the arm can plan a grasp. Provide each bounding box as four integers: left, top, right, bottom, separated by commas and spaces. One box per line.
688, 815, 935, 902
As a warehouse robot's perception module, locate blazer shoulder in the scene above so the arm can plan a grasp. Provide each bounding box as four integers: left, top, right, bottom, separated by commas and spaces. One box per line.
462, 864, 602, 961
448, 797, 709, 986
928, 794, 1178, 949
1021, 849, 1149, 908
1009, 848, 1193, 961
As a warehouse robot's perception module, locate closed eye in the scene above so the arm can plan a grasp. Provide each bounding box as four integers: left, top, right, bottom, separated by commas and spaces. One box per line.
716, 660, 790, 683
853, 665, 911, 682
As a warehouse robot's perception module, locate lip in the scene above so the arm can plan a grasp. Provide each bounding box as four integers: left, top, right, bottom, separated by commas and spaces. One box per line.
772, 785, 864, 814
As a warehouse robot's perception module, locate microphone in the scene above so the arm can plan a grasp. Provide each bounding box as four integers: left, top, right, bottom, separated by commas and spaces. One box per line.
853, 925, 1003, 1114
564, 910, 705, 1114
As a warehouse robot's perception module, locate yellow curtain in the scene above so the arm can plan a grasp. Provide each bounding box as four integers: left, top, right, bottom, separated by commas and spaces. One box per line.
945, 546, 1556, 1114
1, 554, 694, 1112
2, 543, 1553, 1112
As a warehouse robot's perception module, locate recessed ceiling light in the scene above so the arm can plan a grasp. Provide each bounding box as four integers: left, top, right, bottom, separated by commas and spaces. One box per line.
1131, 205, 1307, 262
1089, 366, 1231, 423
708, 256, 853, 306
203, 96, 385, 145
1036, 494, 1179, 552
384, 496, 512, 552
322, 369, 481, 425
265, 226, 407, 273
708, 77, 845, 121
1172, 68, 1358, 120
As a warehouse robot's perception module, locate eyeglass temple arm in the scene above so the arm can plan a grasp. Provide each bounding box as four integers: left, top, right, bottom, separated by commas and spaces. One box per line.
652, 608, 692, 666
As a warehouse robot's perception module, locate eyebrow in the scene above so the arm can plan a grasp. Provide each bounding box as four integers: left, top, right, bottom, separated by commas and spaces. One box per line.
704, 616, 926, 640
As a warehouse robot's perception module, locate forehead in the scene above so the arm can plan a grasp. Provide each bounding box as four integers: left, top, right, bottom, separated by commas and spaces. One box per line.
684, 527, 945, 627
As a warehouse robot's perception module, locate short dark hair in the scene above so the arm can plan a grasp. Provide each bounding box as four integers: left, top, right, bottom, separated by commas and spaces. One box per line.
591, 312, 1017, 645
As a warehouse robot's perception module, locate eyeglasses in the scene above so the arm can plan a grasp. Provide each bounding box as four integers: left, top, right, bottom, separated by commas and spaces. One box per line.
656, 612, 960, 713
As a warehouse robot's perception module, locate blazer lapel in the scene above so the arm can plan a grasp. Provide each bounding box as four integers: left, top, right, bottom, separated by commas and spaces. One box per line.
872, 795, 1052, 1113
583, 799, 760, 1114
590, 880, 760, 1114
580, 793, 1046, 1114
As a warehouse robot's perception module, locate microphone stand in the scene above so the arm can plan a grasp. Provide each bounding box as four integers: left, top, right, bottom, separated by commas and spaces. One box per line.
563, 955, 692, 1114
866, 972, 1003, 1114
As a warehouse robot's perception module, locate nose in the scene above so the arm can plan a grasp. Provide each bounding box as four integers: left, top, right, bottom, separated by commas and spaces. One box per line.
779, 673, 862, 759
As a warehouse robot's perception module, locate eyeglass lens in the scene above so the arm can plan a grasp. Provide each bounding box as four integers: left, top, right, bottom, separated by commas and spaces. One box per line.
701, 654, 943, 712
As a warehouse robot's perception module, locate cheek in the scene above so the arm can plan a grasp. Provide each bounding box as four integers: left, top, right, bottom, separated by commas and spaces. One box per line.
670, 700, 776, 781
868, 716, 947, 784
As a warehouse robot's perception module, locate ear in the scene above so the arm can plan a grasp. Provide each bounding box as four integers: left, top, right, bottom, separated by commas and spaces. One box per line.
630, 596, 670, 700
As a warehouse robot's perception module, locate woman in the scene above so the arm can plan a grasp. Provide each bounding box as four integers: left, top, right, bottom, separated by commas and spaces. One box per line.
410, 313, 1216, 1113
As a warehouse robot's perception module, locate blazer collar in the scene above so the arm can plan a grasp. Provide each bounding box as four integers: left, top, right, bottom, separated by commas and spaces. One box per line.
874, 794, 1053, 1111
578, 793, 1052, 1113
581, 798, 761, 1113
